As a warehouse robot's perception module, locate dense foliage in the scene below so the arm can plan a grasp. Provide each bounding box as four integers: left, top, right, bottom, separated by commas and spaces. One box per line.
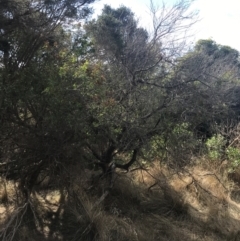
1, 0, 240, 194
1, 0, 240, 240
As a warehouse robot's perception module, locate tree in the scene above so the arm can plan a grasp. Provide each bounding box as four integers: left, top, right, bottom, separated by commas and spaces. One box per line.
0, 1, 95, 239
0, 0, 95, 67
0, 0, 93, 205
172, 39, 240, 139
81, 2, 199, 171
2, 1, 240, 239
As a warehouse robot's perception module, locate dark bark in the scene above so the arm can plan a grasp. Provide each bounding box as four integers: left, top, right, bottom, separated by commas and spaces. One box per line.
115, 149, 138, 171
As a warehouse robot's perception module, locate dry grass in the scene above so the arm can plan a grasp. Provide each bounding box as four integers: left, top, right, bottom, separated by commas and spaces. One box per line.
1, 161, 240, 241
131, 161, 240, 240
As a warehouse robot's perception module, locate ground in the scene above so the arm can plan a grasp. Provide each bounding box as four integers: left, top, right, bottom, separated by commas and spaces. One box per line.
1, 160, 240, 241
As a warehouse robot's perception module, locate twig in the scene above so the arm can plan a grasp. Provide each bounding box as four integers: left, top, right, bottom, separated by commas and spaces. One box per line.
0, 202, 28, 241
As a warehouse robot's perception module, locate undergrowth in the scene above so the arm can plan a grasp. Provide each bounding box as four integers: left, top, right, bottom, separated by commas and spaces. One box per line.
1, 162, 240, 241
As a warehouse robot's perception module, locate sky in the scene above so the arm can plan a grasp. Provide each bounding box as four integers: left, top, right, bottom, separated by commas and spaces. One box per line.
91, 0, 240, 51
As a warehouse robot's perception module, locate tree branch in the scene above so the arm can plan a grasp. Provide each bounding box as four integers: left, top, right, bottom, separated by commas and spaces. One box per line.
115, 149, 138, 171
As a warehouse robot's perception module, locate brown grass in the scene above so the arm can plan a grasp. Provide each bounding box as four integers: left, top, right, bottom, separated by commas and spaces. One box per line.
1, 161, 240, 241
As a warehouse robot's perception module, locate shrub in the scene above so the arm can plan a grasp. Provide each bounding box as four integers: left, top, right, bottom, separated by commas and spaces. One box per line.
206, 134, 226, 160
226, 146, 240, 171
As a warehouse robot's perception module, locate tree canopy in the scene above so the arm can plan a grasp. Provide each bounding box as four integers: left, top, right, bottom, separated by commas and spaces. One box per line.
1, 1, 240, 240
1, 0, 240, 191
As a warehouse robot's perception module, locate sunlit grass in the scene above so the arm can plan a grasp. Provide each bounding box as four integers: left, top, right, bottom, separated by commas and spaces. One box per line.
1, 161, 240, 240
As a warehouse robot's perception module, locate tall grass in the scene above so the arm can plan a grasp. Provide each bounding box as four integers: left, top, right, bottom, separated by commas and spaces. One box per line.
1, 161, 240, 240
